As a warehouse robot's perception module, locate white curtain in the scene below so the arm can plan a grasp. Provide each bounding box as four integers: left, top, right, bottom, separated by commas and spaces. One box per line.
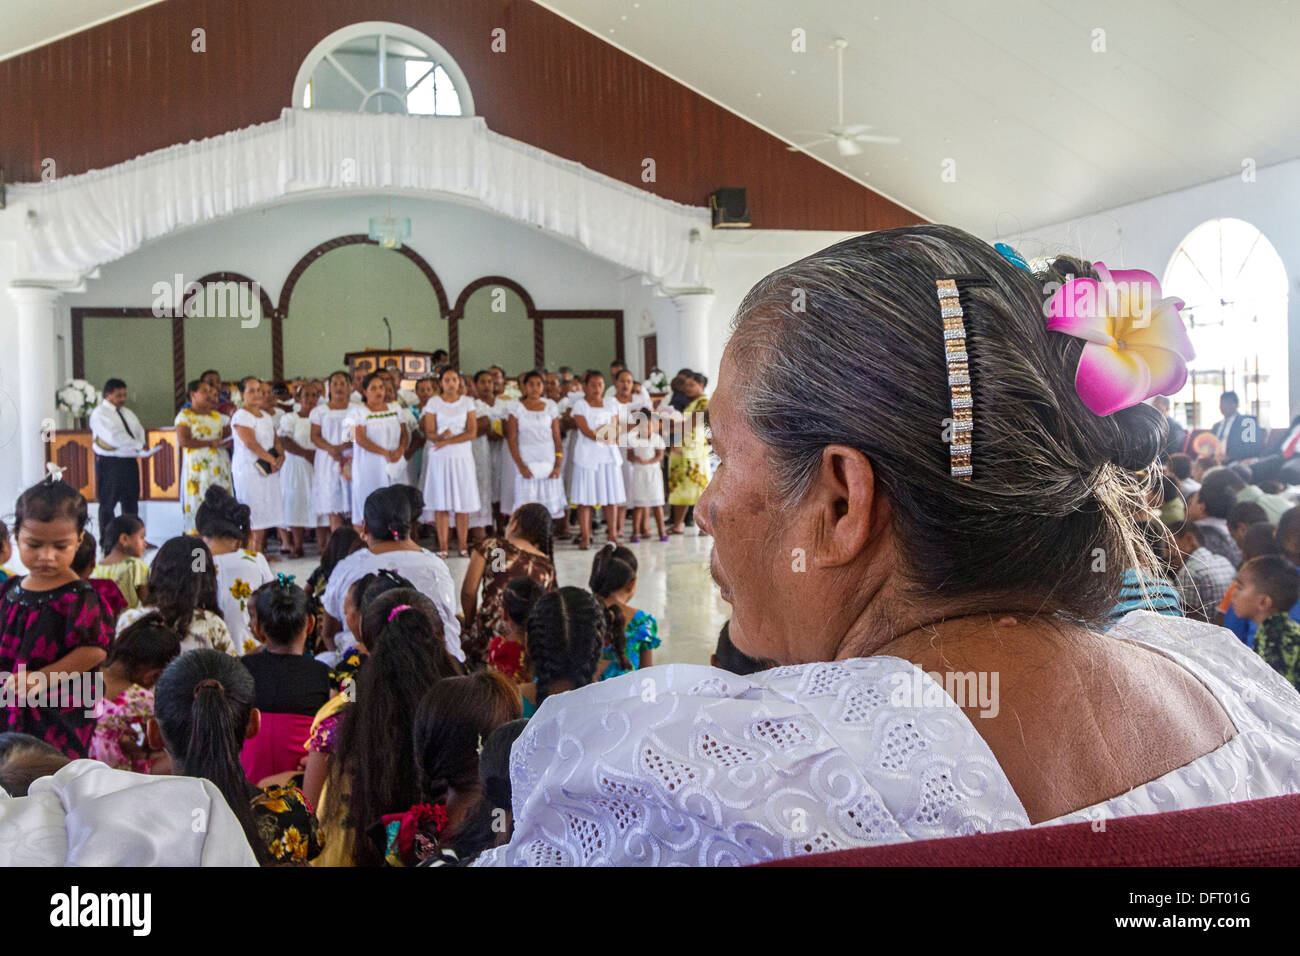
10, 109, 710, 284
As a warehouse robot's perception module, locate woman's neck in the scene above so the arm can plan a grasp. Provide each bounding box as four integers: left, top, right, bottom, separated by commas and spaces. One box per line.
329, 396, 349, 409
205, 537, 240, 556
264, 639, 307, 656
366, 400, 387, 412
370, 539, 416, 554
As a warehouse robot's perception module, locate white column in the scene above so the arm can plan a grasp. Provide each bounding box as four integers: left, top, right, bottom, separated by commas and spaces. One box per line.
8, 285, 61, 494
669, 289, 715, 377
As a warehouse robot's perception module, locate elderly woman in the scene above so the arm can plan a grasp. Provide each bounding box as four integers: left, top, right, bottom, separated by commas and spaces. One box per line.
476, 225, 1300, 867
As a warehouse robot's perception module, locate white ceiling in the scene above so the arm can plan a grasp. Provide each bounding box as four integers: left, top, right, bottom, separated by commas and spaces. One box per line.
5, 0, 1299, 234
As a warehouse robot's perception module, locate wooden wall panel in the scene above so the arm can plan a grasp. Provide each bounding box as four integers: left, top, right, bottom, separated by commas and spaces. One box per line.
0, 0, 923, 232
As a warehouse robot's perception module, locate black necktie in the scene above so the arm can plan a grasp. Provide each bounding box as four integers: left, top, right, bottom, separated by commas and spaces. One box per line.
117, 407, 136, 441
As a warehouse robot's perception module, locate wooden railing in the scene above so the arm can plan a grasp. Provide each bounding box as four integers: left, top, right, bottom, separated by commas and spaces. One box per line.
46, 429, 181, 502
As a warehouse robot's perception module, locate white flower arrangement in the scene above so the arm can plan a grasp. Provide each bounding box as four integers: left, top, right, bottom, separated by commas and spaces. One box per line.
55, 379, 99, 418
645, 369, 669, 393
397, 388, 419, 407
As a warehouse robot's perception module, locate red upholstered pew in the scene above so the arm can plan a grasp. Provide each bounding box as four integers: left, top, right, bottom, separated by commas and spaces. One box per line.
762, 793, 1300, 866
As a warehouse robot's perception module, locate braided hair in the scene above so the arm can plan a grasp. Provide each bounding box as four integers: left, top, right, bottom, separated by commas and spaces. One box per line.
510, 502, 555, 570
588, 544, 637, 671
524, 587, 607, 706
153, 649, 270, 864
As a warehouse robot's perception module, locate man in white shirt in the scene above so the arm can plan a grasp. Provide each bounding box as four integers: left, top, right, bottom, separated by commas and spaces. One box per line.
87, 378, 145, 541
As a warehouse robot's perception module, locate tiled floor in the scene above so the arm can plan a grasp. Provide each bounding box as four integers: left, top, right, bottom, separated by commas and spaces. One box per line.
274, 527, 731, 667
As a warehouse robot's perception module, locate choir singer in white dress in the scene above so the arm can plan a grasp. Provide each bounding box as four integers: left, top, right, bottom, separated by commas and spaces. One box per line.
506, 370, 567, 520
568, 371, 626, 550
347, 373, 408, 534
477, 225, 1300, 867
229, 377, 283, 556
310, 371, 355, 548
421, 366, 480, 558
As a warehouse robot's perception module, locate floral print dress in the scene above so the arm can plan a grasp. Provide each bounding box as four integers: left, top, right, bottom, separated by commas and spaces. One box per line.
0, 577, 114, 758
667, 395, 710, 506
89, 683, 156, 773
251, 784, 323, 864
176, 407, 232, 533
598, 609, 661, 681
465, 538, 556, 667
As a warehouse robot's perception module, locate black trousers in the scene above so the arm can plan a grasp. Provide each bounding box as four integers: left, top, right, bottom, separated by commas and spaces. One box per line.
95, 456, 140, 542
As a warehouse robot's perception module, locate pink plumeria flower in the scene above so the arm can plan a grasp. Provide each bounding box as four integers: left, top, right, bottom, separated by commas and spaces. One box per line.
1046, 262, 1195, 416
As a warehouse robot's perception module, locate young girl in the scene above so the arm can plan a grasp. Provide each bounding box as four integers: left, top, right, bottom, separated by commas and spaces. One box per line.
520, 586, 607, 718
0, 479, 115, 758
196, 486, 274, 655
230, 377, 284, 555
421, 366, 480, 558
176, 377, 233, 533
506, 370, 567, 521
467, 370, 498, 542
569, 370, 627, 550
116, 535, 236, 655
486, 577, 547, 682
375, 671, 521, 866
589, 544, 660, 680
625, 415, 668, 542
315, 589, 460, 866
348, 372, 408, 534
91, 514, 149, 609
89, 614, 182, 773
276, 380, 321, 559
72, 532, 127, 622
310, 370, 355, 548
148, 649, 322, 865
461, 503, 556, 667
240, 577, 331, 783
306, 526, 364, 666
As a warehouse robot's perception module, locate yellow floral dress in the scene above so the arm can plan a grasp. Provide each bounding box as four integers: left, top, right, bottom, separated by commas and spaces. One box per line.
175, 407, 232, 533
251, 784, 323, 865
668, 395, 711, 506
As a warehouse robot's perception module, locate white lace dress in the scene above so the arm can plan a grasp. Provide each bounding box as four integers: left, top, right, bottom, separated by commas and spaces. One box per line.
475, 612, 1300, 866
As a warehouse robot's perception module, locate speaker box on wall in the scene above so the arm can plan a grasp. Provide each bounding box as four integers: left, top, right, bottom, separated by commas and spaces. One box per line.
709, 188, 750, 228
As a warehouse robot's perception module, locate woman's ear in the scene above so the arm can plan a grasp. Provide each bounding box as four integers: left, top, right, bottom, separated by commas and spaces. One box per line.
809, 444, 880, 568
145, 717, 165, 753
245, 708, 261, 741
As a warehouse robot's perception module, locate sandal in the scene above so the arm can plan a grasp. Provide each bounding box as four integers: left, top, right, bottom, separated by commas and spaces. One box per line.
436, 551, 449, 559
630, 534, 640, 544
458, 549, 470, 558
659, 534, 670, 542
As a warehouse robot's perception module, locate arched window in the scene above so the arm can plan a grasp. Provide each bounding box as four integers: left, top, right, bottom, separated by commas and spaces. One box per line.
293, 22, 474, 116
1163, 218, 1289, 428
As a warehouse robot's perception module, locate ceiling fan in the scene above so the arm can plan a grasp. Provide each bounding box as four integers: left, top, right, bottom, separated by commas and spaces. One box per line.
787, 38, 900, 157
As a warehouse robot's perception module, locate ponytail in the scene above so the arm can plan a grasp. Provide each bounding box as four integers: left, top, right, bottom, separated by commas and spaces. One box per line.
153, 651, 270, 865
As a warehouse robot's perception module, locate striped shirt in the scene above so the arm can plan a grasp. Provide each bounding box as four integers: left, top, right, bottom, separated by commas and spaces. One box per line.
1108, 568, 1184, 625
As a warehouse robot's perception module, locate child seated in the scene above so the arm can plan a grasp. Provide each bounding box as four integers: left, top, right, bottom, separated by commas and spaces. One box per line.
0, 520, 13, 581
239, 575, 331, 783
521, 587, 607, 717
89, 614, 182, 773
588, 545, 659, 680
91, 515, 149, 609
1232, 555, 1300, 691
1227, 556, 1300, 691
72, 532, 127, 623
486, 577, 546, 682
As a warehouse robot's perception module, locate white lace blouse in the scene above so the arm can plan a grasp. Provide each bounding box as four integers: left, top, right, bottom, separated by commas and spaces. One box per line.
475, 611, 1300, 866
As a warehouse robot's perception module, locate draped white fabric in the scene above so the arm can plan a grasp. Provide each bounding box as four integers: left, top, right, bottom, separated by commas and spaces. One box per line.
9, 109, 711, 282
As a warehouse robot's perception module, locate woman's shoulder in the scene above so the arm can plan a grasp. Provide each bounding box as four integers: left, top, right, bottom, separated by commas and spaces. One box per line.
482, 658, 1029, 865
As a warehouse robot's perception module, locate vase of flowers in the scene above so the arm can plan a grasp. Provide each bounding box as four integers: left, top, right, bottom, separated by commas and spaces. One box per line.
644, 368, 669, 395
56, 378, 99, 426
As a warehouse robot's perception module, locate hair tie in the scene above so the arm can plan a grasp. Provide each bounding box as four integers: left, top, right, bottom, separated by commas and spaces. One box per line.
193, 678, 225, 699
387, 604, 412, 622
276, 572, 295, 587
993, 241, 1032, 273
392, 529, 401, 541
45, 462, 66, 484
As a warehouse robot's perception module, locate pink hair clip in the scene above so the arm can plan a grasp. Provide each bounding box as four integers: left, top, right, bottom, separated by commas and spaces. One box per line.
387, 604, 412, 622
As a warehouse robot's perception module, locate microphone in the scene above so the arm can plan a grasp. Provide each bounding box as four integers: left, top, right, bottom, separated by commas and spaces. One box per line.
382, 316, 392, 350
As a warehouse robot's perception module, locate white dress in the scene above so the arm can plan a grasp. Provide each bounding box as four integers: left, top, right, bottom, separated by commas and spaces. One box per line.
569, 397, 627, 507
309, 403, 352, 518
489, 398, 510, 506
212, 548, 274, 656
559, 394, 580, 504
321, 547, 464, 662
625, 432, 666, 507
229, 409, 283, 531
474, 611, 1300, 866
277, 411, 315, 527
347, 404, 405, 527
420, 396, 482, 517
468, 399, 496, 529
508, 399, 567, 519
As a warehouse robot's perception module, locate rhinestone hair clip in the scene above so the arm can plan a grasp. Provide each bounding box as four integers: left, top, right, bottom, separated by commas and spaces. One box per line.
937, 278, 973, 480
